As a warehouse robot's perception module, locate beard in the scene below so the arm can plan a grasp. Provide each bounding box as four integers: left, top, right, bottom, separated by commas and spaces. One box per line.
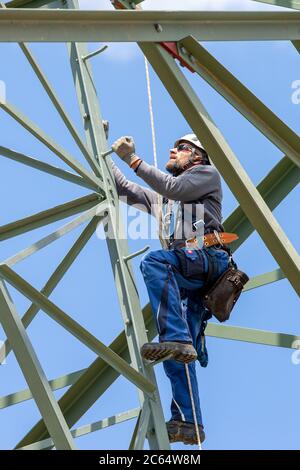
165, 159, 181, 176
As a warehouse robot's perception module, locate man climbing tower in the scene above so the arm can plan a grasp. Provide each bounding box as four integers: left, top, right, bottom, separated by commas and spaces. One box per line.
111, 133, 234, 446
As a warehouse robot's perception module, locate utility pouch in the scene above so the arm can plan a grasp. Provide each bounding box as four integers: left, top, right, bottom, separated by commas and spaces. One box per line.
203, 266, 249, 322
174, 248, 207, 281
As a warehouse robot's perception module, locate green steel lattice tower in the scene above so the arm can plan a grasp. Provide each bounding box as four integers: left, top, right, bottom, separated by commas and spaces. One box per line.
0, 0, 299, 450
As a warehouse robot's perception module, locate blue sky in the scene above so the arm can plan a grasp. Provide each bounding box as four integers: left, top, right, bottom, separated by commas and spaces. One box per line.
0, 0, 299, 451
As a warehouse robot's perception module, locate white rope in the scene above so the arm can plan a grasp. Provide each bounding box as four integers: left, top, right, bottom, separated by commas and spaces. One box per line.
144, 56, 167, 248
185, 363, 202, 450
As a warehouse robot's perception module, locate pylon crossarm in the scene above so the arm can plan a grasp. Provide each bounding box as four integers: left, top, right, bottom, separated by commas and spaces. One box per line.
176, 36, 300, 169
0, 264, 156, 396
0, 217, 99, 362
0, 193, 100, 241
2, 201, 107, 267
0, 9, 300, 42
0, 145, 95, 190
17, 407, 140, 450
0, 101, 104, 193
224, 156, 300, 252
0, 279, 77, 450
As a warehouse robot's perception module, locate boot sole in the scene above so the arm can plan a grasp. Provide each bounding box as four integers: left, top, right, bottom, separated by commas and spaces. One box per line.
141, 342, 197, 364
167, 421, 205, 445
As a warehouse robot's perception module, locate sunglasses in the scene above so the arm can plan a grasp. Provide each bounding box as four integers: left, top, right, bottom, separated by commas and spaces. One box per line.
176, 143, 194, 152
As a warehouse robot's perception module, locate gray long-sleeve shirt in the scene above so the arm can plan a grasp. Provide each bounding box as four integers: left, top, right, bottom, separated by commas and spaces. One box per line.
111, 160, 224, 247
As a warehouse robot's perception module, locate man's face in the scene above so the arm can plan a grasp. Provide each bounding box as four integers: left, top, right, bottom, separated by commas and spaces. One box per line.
165, 142, 200, 175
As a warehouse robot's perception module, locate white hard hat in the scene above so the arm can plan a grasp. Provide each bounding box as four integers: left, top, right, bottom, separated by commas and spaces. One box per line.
174, 134, 210, 164
174, 134, 205, 152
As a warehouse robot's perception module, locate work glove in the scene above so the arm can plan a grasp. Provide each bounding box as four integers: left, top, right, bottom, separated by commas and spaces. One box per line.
112, 136, 139, 167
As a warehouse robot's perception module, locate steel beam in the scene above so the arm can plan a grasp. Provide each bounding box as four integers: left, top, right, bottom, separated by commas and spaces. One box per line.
0, 217, 99, 362
251, 0, 300, 9
178, 36, 300, 169
244, 268, 285, 291
6, 0, 59, 7
0, 264, 156, 397
66, 0, 169, 450
17, 408, 140, 450
0, 10, 299, 42
0, 145, 95, 190
0, 101, 104, 192
0, 368, 85, 409
293, 40, 300, 52
0, 279, 76, 450
0, 193, 101, 241
2, 202, 107, 267
139, 42, 300, 296
16, 299, 300, 448
224, 156, 300, 251
17, 41, 101, 177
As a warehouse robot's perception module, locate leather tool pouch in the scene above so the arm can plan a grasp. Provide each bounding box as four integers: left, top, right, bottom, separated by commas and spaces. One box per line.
174, 249, 207, 280
203, 266, 249, 322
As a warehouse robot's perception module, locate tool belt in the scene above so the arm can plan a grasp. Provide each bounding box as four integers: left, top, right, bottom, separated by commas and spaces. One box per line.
174, 232, 248, 322
174, 231, 238, 251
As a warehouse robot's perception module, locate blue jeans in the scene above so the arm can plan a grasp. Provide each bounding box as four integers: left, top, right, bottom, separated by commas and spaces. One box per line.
140, 247, 229, 426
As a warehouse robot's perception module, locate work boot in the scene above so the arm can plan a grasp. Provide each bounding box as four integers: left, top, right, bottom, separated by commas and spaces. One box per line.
166, 420, 205, 445
140, 341, 197, 364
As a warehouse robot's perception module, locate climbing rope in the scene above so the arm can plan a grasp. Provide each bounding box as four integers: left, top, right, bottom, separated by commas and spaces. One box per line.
144, 56, 202, 450
144, 57, 167, 249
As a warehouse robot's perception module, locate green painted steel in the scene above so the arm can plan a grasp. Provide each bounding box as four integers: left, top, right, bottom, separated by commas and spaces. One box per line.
0, 193, 100, 241
17, 42, 101, 176
244, 268, 285, 291
251, 0, 300, 9
206, 323, 300, 348
2, 0, 299, 452
139, 42, 300, 296
17, 408, 140, 450
0, 145, 95, 190
0, 279, 77, 450
225, 156, 300, 251
66, 0, 170, 450
0, 368, 85, 409
0, 10, 300, 42
0, 217, 100, 362
178, 36, 300, 169
0, 264, 156, 396
3, 202, 107, 267
17, 299, 300, 448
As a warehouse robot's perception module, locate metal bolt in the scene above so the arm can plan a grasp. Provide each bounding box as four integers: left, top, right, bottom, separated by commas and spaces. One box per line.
154, 23, 163, 33
83, 113, 90, 121
179, 46, 187, 55
125, 318, 131, 326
